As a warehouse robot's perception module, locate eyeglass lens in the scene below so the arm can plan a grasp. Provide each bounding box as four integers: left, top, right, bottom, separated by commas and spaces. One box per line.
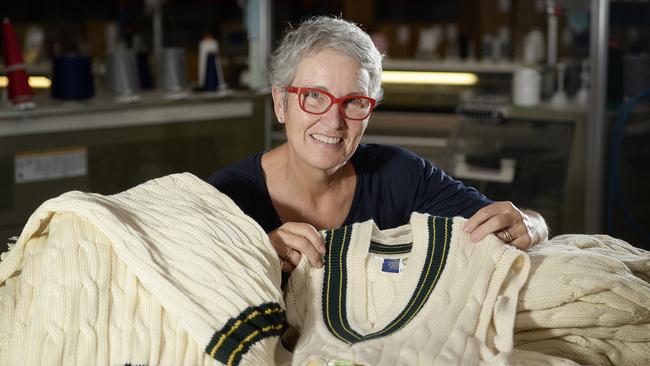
300, 90, 372, 119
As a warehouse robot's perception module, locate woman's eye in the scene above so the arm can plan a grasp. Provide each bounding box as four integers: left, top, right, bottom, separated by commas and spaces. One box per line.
304, 91, 322, 99
346, 98, 367, 107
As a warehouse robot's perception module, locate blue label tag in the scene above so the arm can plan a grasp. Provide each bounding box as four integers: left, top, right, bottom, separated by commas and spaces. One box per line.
381, 258, 400, 273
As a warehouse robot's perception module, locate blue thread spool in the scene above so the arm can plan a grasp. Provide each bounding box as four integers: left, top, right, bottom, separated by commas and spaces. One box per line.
136, 51, 154, 90
204, 52, 220, 91
51, 55, 95, 100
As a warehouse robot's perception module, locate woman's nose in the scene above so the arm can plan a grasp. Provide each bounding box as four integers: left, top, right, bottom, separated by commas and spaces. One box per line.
319, 102, 345, 129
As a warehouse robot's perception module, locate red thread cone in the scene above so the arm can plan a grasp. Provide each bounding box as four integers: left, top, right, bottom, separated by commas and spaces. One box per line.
2, 18, 34, 106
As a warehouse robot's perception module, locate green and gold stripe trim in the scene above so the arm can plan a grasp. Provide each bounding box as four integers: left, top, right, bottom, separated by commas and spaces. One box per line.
322, 216, 451, 344
369, 241, 413, 255
206, 302, 285, 366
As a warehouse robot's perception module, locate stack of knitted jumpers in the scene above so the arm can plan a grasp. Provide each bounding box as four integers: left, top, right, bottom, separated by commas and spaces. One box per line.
0, 173, 285, 366
514, 234, 650, 366
2, 171, 649, 366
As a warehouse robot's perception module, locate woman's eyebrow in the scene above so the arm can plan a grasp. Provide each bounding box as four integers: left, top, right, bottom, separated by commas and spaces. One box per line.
301, 83, 365, 97
302, 83, 328, 90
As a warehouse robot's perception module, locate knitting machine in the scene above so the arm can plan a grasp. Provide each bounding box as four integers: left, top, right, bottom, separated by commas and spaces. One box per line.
371, 59, 587, 235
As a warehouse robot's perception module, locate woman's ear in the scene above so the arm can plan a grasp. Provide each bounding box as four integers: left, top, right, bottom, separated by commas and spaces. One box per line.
271, 86, 285, 124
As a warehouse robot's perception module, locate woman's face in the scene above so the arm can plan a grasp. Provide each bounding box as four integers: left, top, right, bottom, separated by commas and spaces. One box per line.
275, 48, 371, 173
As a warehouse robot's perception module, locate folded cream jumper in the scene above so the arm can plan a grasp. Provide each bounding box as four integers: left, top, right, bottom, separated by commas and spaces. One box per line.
0, 173, 285, 366
282, 213, 558, 366
515, 234, 650, 366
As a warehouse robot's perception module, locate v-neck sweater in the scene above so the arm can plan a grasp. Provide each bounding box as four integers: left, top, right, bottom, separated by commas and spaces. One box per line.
283, 213, 530, 366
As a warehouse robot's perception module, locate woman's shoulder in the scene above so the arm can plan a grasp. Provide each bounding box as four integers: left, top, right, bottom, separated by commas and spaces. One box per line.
205, 151, 264, 189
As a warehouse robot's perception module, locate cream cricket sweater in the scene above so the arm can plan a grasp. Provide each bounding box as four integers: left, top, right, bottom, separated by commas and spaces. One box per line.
514, 234, 650, 366
0, 173, 284, 366
282, 213, 534, 366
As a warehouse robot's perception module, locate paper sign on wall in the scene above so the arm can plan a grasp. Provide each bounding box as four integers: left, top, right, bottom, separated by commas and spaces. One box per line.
15, 147, 87, 183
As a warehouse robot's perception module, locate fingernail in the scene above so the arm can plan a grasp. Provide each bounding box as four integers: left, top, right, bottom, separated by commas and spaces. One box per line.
470, 235, 477, 242
317, 260, 324, 268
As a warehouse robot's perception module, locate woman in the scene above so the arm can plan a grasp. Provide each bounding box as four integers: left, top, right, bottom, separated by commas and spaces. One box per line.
207, 16, 548, 273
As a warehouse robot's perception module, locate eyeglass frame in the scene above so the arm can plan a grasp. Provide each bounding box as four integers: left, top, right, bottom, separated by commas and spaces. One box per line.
285, 86, 376, 121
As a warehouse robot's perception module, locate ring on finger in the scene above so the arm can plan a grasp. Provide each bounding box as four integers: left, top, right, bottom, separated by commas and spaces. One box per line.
286, 247, 295, 262
498, 229, 514, 244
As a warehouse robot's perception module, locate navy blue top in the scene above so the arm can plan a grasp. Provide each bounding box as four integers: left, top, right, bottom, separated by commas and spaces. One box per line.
206, 144, 493, 233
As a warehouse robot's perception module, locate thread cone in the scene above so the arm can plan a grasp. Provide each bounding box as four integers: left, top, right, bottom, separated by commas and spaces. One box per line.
2, 18, 34, 106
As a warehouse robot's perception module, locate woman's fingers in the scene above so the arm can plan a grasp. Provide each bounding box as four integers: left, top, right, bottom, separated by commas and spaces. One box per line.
287, 223, 326, 254
464, 201, 534, 250
465, 202, 513, 241
469, 214, 510, 242
268, 222, 325, 272
279, 257, 296, 273
277, 229, 323, 268
463, 202, 502, 234
508, 234, 532, 251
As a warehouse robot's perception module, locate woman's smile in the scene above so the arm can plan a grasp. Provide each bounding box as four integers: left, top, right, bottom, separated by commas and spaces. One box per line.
310, 133, 343, 145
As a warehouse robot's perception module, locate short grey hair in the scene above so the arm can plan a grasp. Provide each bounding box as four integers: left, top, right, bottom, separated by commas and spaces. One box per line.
269, 16, 384, 102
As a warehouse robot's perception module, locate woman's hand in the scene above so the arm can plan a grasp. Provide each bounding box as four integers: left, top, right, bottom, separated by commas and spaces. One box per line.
463, 201, 548, 251
268, 222, 326, 272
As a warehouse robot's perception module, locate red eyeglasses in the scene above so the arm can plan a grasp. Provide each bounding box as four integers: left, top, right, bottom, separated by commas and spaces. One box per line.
285, 86, 376, 120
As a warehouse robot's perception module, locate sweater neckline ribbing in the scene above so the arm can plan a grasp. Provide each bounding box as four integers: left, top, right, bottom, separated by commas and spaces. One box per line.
320, 213, 452, 344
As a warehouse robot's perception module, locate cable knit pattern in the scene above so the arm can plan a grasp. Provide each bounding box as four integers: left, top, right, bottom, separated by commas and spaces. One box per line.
0, 173, 284, 366
514, 234, 650, 366
282, 213, 537, 366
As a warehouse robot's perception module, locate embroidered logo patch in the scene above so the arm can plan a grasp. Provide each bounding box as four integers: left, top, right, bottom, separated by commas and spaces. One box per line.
381, 258, 401, 273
